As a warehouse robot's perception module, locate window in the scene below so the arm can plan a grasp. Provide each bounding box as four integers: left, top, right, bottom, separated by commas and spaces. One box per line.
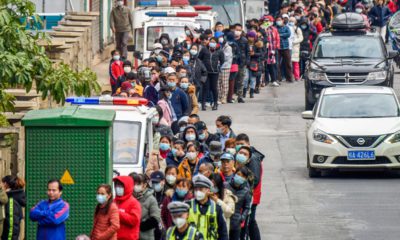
113, 121, 141, 164
196, 19, 211, 29
314, 36, 384, 59
189, 0, 243, 26
147, 26, 186, 51
135, 28, 144, 52
319, 94, 400, 118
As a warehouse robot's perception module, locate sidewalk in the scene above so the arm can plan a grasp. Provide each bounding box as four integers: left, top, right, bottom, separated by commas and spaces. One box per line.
92, 60, 112, 93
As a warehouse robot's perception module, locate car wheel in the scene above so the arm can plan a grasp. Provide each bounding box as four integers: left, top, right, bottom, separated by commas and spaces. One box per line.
307, 152, 321, 178
305, 95, 313, 110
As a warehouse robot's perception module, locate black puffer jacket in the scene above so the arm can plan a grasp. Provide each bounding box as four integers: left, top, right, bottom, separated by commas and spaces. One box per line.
198, 47, 225, 74
225, 180, 252, 230
1, 189, 26, 240
189, 58, 207, 89
248, 41, 264, 74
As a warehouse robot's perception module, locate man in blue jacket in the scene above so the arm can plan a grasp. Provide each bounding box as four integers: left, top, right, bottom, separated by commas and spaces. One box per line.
276, 16, 293, 83
167, 72, 190, 120
368, 0, 392, 40
30, 179, 70, 240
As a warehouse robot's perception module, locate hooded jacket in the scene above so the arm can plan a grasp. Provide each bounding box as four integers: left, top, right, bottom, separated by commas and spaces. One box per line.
113, 176, 142, 240
2, 189, 25, 240
135, 188, 160, 240
225, 180, 252, 230
198, 46, 225, 74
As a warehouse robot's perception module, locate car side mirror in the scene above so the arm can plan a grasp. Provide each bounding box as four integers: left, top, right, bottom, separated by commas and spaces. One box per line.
302, 111, 314, 120
388, 51, 399, 59
134, 51, 143, 60
301, 51, 310, 59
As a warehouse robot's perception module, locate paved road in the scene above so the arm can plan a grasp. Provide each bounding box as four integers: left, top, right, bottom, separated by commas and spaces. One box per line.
199, 76, 400, 240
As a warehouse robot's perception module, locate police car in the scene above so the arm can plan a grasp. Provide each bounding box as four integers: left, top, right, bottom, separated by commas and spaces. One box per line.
66, 96, 157, 176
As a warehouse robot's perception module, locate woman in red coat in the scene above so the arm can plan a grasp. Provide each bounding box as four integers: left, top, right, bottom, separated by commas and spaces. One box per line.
113, 176, 142, 240
91, 184, 120, 240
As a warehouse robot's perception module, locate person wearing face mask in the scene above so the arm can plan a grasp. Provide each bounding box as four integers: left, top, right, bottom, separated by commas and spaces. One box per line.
146, 135, 171, 178
157, 86, 175, 127
90, 184, 120, 240
194, 121, 219, 148
150, 171, 167, 205
112, 176, 141, 240
235, 134, 265, 240
215, 115, 236, 148
180, 124, 199, 144
166, 140, 186, 167
161, 179, 194, 230
166, 73, 190, 121
189, 44, 208, 92
166, 202, 204, 240
298, 20, 314, 78
245, 31, 263, 98
215, 31, 232, 105
159, 33, 173, 49
130, 173, 161, 240
289, 17, 304, 82
116, 60, 133, 90
193, 141, 223, 176
220, 152, 236, 183
110, 0, 133, 59
164, 166, 179, 191
355, 3, 371, 28
210, 172, 237, 233
261, 15, 280, 87
178, 143, 201, 180
151, 43, 163, 57
187, 174, 228, 240
226, 167, 252, 240
226, 31, 240, 103
198, 37, 225, 111
276, 16, 294, 83
179, 76, 199, 115
109, 50, 124, 95
143, 66, 160, 106
233, 23, 249, 103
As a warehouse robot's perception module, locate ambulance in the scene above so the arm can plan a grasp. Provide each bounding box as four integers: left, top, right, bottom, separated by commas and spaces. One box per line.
193, 5, 218, 30
131, 0, 201, 61
66, 96, 158, 176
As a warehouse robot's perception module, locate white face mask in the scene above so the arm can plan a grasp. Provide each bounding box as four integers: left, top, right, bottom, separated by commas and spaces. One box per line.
134, 185, 143, 193
355, 8, 363, 13
186, 152, 197, 161
117, 1, 124, 7
124, 66, 131, 73
235, 31, 242, 37
115, 186, 124, 196
166, 175, 176, 185
173, 217, 187, 228
154, 49, 161, 55
195, 190, 206, 201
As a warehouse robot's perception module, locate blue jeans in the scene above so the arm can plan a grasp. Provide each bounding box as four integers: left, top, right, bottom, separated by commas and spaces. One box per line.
244, 69, 256, 89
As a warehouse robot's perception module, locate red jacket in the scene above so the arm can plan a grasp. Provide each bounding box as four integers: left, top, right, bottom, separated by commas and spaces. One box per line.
252, 164, 263, 205
272, 26, 280, 50
388, 0, 398, 13
113, 176, 141, 240
109, 60, 124, 86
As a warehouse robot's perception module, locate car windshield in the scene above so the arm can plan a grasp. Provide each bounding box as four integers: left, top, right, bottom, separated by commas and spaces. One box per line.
113, 121, 141, 164
319, 93, 400, 118
314, 36, 384, 59
147, 26, 185, 51
189, 0, 242, 26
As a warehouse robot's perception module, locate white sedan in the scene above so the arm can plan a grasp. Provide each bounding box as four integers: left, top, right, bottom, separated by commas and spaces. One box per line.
302, 86, 400, 177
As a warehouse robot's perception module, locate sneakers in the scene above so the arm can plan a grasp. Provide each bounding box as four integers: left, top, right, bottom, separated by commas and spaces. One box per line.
272, 81, 280, 87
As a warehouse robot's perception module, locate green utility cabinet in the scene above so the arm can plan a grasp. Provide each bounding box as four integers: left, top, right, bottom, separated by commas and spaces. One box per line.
22, 106, 115, 240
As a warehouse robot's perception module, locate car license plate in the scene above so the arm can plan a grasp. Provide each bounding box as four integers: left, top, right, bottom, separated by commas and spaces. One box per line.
347, 150, 375, 160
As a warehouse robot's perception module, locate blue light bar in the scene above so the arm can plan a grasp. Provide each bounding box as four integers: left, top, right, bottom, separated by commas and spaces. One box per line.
66, 97, 99, 105
138, 1, 159, 6
145, 12, 168, 17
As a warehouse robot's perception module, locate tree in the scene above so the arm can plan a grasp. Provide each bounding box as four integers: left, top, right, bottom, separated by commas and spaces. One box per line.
0, 0, 100, 114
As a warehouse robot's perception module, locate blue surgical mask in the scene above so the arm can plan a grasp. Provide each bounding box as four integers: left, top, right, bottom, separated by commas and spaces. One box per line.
209, 42, 217, 48
160, 143, 170, 151
185, 134, 196, 141
176, 188, 188, 198
156, 55, 163, 62
113, 55, 120, 61
180, 83, 189, 90
183, 56, 190, 62
153, 183, 163, 192
96, 194, 108, 204
180, 126, 186, 132
171, 148, 178, 157
167, 82, 176, 88
235, 145, 243, 152
288, 22, 295, 27
199, 133, 206, 140
233, 174, 246, 186
236, 153, 248, 164
115, 186, 124, 196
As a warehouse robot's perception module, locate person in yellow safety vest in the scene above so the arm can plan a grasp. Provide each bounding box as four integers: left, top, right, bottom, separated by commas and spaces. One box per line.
187, 174, 229, 240
166, 201, 204, 240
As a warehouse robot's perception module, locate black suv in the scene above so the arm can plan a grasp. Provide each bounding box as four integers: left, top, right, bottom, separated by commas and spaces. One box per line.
304, 13, 396, 110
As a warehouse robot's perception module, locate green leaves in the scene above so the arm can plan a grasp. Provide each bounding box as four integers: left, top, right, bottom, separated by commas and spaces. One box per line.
0, 0, 100, 113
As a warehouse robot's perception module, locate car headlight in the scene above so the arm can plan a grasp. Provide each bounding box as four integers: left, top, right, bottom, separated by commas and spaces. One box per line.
308, 70, 328, 81
366, 71, 387, 81
313, 129, 337, 144
385, 131, 400, 144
